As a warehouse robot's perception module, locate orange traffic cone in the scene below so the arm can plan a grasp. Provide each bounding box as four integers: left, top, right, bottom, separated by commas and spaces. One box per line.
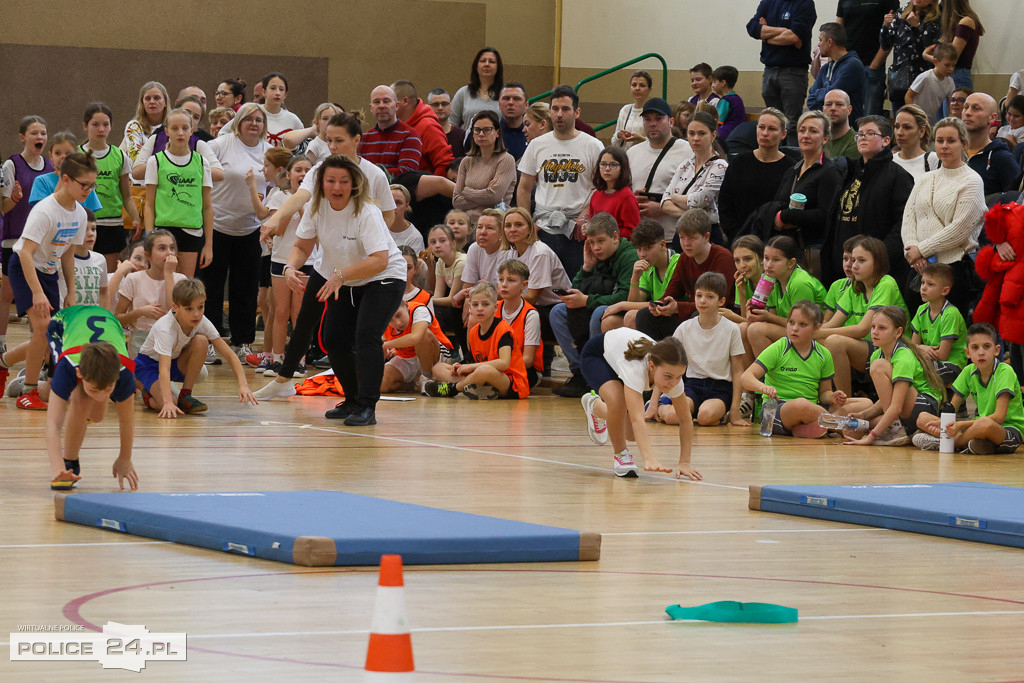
364, 554, 415, 681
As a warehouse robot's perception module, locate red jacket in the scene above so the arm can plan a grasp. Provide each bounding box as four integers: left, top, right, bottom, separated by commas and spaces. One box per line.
975, 202, 1024, 344
405, 99, 454, 176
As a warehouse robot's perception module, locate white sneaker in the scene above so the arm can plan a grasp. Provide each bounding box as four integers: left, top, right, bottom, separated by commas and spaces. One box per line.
581, 391, 608, 445
613, 450, 639, 478
739, 392, 755, 421
551, 354, 570, 374
253, 379, 296, 400
6, 372, 24, 398
874, 421, 910, 447
236, 344, 254, 362
205, 346, 222, 365
912, 432, 940, 451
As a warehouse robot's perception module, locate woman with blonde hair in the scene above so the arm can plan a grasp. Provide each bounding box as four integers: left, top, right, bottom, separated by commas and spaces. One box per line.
892, 104, 940, 180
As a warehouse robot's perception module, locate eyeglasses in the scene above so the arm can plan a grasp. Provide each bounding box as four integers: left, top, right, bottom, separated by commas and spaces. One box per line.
215, 90, 233, 97
472, 127, 495, 135
854, 132, 884, 140
71, 177, 97, 192
949, 97, 967, 104
599, 162, 621, 169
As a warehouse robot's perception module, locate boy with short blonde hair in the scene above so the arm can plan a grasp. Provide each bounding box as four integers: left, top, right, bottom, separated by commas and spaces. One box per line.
496, 259, 543, 386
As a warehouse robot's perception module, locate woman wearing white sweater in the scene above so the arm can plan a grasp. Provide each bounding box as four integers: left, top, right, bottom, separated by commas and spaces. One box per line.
901, 117, 986, 313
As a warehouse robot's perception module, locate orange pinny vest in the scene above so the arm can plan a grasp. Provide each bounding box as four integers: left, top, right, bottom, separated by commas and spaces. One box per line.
384, 300, 453, 359
467, 319, 529, 399
408, 287, 432, 307
495, 299, 543, 373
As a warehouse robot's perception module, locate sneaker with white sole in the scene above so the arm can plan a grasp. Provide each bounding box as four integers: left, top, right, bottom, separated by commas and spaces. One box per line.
581, 391, 608, 445
263, 361, 283, 378
236, 345, 254, 363
613, 450, 639, 478
873, 421, 910, 446
462, 383, 498, 400
966, 438, 996, 455
205, 346, 222, 365
912, 432, 940, 451
253, 379, 296, 400
550, 354, 570, 374
253, 354, 273, 373
6, 372, 25, 398
292, 361, 307, 378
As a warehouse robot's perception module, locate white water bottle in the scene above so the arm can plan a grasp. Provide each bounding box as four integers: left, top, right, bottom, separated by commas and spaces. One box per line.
817, 413, 869, 433
940, 412, 955, 453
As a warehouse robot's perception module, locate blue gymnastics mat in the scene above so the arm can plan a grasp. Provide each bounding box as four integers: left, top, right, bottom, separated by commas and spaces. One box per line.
750, 482, 1024, 549
55, 491, 601, 566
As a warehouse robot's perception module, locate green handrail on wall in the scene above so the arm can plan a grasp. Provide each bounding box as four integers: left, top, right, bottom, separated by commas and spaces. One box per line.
528, 52, 669, 133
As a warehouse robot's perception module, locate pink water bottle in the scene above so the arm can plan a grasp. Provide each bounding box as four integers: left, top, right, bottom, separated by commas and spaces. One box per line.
748, 275, 777, 310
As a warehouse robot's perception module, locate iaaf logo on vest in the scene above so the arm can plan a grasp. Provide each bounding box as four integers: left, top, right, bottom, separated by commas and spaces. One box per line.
166, 173, 198, 187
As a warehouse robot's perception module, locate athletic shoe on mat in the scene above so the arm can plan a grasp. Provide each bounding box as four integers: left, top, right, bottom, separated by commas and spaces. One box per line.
581, 391, 608, 445
613, 450, 639, 478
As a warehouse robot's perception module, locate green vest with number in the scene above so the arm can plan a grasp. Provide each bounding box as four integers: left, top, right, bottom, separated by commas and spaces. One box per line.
81, 144, 124, 219
154, 150, 204, 229
52, 305, 131, 368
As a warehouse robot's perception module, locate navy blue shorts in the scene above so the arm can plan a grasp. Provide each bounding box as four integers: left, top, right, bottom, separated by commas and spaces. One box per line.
8, 253, 60, 316
133, 353, 184, 392
49, 357, 136, 402
684, 377, 732, 412
579, 334, 618, 391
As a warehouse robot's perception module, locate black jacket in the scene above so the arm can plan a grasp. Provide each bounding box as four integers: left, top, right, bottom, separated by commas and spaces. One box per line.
821, 148, 914, 284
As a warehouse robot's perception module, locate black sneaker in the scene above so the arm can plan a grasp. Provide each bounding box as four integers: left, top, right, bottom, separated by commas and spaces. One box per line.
325, 401, 355, 419
344, 406, 376, 426
424, 381, 459, 398
553, 372, 589, 398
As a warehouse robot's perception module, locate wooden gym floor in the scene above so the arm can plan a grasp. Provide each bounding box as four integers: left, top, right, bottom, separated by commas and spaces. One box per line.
2, 321, 1023, 681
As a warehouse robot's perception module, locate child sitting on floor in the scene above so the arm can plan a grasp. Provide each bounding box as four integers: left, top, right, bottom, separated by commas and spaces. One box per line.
381, 298, 453, 394
425, 282, 529, 400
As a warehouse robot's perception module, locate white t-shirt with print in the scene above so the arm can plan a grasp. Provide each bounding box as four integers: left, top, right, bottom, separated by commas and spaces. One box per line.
296, 200, 407, 285
14, 195, 87, 274
73, 251, 109, 305
518, 131, 604, 236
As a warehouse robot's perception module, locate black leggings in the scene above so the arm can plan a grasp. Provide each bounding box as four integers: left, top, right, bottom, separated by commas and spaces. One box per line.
199, 230, 261, 345
279, 270, 329, 378
321, 278, 405, 409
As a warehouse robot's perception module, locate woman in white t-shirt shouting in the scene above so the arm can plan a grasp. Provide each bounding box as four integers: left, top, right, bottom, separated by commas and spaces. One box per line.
279, 155, 406, 426
205, 103, 270, 361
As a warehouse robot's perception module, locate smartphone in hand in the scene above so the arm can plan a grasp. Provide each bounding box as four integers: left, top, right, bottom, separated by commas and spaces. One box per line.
552, 288, 570, 296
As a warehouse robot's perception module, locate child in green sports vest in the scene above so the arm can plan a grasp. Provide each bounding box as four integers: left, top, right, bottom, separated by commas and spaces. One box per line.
823, 236, 857, 324
600, 219, 679, 332
741, 300, 849, 439
144, 107, 213, 278
819, 236, 908, 396
916, 323, 1024, 454
44, 305, 138, 491
81, 102, 140, 273
746, 235, 827, 357
909, 262, 967, 388
842, 306, 944, 447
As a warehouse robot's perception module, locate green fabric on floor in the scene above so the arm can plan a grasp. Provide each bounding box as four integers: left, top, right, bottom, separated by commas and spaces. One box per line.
665, 600, 798, 623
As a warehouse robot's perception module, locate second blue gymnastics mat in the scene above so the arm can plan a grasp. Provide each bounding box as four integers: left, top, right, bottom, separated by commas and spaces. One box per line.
750, 482, 1024, 549
55, 491, 601, 566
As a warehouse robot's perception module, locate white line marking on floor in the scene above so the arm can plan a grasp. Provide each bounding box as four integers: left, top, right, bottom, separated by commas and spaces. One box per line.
602, 529, 890, 536
260, 421, 749, 490
0, 541, 169, 549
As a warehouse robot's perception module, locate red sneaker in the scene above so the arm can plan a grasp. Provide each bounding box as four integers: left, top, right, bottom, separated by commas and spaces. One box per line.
16, 387, 47, 411
244, 352, 263, 367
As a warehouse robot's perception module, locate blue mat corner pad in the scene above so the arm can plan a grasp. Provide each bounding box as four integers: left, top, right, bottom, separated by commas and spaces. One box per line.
54, 491, 602, 567
749, 483, 1024, 550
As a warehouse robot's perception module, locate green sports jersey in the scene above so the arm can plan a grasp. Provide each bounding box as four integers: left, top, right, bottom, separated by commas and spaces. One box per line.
637, 250, 679, 302
52, 305, 129, 366
755, 337, 835, 402
836, 275, 907, 338
824, 277, 852, 312
869, 341, 942, 402
765, 266, 827, 317
911, 301, 967, 368
952, 363, 1024, 432
81, 144, 125, 220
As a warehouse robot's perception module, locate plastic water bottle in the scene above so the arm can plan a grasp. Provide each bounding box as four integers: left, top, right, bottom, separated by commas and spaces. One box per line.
760, 398, 778, 437
748, 275, 777, 311
817, 413, 869, 433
